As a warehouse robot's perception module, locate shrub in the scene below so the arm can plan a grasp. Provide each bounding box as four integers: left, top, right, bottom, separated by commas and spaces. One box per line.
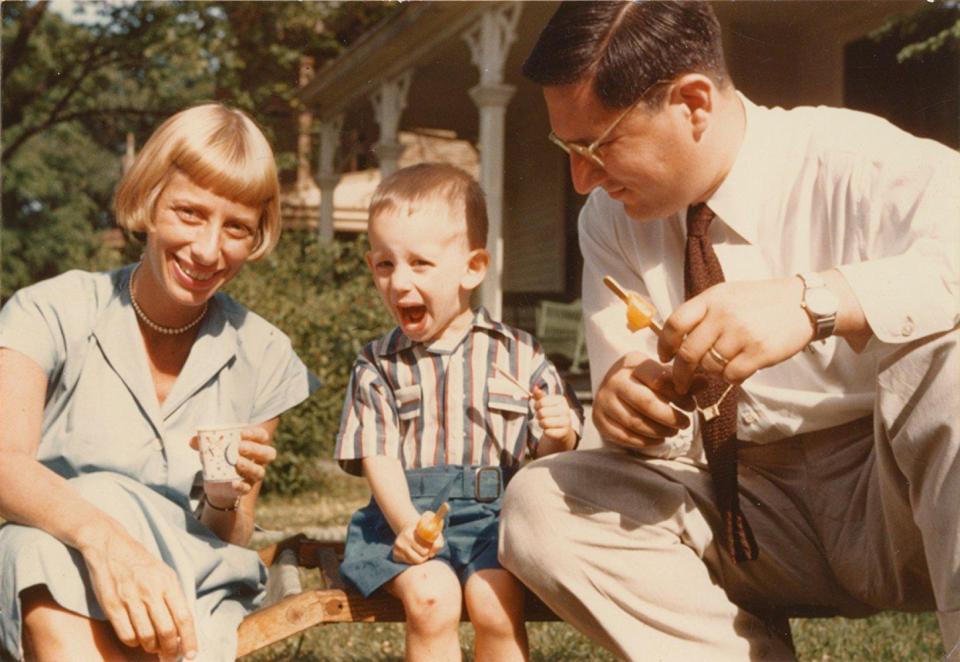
227, 232, 392, 495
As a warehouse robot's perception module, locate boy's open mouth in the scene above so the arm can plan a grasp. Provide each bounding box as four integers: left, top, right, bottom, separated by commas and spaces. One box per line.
399, 304, 427, 326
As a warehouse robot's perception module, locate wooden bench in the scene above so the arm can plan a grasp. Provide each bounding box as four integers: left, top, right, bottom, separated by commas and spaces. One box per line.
236, 535, 558, 658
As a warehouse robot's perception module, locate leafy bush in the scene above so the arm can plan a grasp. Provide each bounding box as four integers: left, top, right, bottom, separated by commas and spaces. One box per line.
226, 232, 392, 495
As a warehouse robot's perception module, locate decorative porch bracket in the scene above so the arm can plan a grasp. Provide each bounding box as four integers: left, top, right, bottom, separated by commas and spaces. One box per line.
371, 71, 413, 178
317, 115, 344, 242
464, 3, 522, 320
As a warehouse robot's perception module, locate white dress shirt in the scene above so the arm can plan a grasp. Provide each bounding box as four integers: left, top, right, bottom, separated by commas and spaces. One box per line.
580, 94, 960, 456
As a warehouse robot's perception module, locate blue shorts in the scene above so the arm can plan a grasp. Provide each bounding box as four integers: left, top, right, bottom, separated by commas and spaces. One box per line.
340, 465, 513, 597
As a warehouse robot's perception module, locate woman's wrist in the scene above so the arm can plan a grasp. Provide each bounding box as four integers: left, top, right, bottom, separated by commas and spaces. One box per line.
72, 515, 123, 554
202, 492, 241, 512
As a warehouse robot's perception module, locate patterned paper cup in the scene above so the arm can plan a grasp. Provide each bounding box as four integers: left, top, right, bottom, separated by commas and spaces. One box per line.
197, 425, 245, 482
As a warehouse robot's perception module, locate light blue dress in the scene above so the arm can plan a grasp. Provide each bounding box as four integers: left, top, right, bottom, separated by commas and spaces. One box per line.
0, 265, 319, 660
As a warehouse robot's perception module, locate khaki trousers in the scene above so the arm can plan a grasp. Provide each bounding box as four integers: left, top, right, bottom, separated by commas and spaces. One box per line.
499, 330, 959, 661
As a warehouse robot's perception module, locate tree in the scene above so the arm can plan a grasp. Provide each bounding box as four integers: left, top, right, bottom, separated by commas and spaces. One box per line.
870, 1, 960, 62
1, 1, 394, 298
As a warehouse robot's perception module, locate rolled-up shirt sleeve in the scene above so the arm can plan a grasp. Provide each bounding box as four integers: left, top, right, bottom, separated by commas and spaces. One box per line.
579, 193, 694, 458
836, 138, 960, 344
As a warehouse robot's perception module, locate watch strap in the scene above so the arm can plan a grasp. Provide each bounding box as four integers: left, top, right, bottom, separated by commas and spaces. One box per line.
798, 272, 837, 341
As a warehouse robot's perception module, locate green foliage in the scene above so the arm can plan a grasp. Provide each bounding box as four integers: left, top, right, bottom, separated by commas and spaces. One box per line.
870, 1, 960, 63
1, 121, 127, 299
209, 2, 394, 175
226, 233, 393, 495
2, 0, 394, 300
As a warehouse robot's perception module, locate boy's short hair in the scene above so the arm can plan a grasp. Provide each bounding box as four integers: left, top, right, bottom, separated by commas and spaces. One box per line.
114, 103, 281, 260
368, 163, 489, 250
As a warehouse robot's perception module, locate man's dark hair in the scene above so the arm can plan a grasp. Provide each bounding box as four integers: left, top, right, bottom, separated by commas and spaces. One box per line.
523, 1, 728, 110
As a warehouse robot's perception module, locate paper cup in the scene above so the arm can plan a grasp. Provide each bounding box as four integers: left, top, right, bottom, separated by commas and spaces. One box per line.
197, 425, 244, 482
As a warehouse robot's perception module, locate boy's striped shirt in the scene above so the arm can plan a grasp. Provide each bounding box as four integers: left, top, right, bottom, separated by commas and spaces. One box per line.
335, 308, 582, 474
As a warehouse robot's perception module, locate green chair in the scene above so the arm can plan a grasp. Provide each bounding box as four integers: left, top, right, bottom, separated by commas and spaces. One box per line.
535, 299, 587, 374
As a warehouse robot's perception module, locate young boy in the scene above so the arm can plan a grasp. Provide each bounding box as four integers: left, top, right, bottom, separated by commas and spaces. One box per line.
335, 163, 582, 661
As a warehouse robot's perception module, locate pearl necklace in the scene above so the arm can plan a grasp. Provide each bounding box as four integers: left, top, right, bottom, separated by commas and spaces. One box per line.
128, 266, 208, 335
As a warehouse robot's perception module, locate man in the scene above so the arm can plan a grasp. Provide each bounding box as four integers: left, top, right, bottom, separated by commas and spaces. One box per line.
498, 2, 960, 660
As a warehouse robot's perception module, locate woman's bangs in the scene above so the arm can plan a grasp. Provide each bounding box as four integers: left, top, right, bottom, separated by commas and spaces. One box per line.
175, 141, 276, 209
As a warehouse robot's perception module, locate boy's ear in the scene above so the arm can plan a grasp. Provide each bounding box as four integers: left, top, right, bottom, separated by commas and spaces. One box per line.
364, 250, 375, 273
461, 247, 489, 291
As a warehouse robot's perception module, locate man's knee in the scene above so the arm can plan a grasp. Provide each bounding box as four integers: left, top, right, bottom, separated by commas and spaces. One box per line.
499, 459, 562, 573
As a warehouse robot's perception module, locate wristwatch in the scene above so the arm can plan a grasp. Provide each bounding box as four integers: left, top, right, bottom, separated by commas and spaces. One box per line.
797, 272, 839, 341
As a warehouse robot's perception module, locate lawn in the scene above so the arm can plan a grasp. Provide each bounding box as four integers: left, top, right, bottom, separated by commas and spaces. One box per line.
248, 466, 944, 661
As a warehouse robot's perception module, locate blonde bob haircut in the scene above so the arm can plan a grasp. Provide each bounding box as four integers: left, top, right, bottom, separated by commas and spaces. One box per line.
114, 103, 281, 260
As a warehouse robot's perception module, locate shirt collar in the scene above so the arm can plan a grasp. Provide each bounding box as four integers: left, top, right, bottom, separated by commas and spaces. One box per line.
703, 92, 766, 245
378, 306, 510, 357
93, 264, 239, 428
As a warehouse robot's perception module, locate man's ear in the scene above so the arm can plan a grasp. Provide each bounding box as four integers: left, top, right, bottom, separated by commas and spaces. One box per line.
461, 248, 489, 290
672, 73, 714, 140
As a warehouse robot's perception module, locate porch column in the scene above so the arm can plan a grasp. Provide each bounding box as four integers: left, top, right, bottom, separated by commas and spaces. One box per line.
371, 71, 412, 178
317, 115, 343, 242
464, 3, 522, 320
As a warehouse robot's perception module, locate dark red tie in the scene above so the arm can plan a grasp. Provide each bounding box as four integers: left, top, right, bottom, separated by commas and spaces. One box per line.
684, 203, 758, 562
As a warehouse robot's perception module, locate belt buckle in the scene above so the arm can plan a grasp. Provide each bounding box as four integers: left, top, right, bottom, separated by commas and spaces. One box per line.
474, 466, 502, 503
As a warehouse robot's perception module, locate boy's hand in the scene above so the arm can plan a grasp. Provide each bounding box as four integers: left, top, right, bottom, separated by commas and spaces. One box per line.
534, 386, 576, 450
392, 515, 444, 565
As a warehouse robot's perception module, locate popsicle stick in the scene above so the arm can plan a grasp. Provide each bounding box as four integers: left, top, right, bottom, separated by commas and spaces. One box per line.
602, 275, 664, 336
602, 275, 630, 303
491, 363, 533, 398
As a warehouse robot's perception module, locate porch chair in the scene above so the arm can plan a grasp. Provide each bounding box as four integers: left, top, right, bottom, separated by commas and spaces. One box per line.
236, 535, 558, 658
535, 299, 588, 374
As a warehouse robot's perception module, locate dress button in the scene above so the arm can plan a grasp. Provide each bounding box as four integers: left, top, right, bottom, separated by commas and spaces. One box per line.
741, 412, 757, 425
900, 318, 915, 337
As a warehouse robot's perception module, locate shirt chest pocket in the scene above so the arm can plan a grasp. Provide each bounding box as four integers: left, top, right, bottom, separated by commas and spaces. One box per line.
394, 384, 423, 422
486, 378, 530, 418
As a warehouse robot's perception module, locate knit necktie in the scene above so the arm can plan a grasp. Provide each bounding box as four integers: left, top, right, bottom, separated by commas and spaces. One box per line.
684, 203, 758, 562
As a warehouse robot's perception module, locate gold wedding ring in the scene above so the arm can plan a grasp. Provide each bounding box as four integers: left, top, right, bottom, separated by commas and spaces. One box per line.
707, 346, 730, 368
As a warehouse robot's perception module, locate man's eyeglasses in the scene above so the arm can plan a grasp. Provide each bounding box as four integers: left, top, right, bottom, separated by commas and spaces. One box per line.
548, 80, 671, 168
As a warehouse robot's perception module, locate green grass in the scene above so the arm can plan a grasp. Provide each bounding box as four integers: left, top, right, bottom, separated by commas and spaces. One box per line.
792, 612, 942, 661
249, 470, 942, 661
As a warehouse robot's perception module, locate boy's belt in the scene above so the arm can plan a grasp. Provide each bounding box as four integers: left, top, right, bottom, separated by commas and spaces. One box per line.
405, 465, 514, 505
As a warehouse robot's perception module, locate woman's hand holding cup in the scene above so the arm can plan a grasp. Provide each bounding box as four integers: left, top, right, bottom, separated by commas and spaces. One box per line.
192, 425, 277, 510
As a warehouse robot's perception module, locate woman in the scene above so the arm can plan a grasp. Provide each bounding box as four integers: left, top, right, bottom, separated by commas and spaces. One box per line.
0, 104, 318, 661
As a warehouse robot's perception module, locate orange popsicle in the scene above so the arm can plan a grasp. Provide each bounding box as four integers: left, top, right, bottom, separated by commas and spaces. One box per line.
414, 502, 450, 544
603, 276, 663, 336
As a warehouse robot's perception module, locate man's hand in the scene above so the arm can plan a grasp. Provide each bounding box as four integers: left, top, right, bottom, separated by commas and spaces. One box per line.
658, 277, 813, 393
392, 515, 444, 565
592, 351, 695, 450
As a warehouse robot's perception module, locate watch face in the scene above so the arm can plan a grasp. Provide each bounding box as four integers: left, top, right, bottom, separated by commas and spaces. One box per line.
806, 287, 839, 317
